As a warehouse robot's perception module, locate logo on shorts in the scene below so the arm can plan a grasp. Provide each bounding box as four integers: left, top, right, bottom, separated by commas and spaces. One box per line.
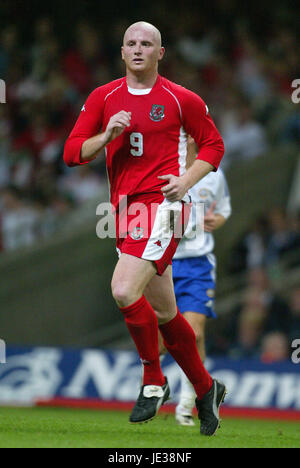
206, 289, 215, 298
150, 104, 165, 122
154, 240, 162, 248
130, 227, 144, 240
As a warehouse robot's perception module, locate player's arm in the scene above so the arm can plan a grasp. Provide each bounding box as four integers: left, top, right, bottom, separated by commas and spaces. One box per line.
178, 94, 224, 193
81, 111, 131, 162
159, 91, 224, 202
180, 159, 214, 192
185, 135, 229, 232
204, 202, 227, 232
177, 135, 214, 194
159, 159, 213, 202
63, 87, 131, 166
183, 135, 214, 192
205, 171, 232, 232
182, 90, 225, 171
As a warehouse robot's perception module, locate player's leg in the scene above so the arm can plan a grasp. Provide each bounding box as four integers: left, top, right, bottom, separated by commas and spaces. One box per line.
145, 267, 225, 436
111, 252, 156, 307
144, 267, 213, 399
176, 313, 206, 426
184, 312, 207, 361
111, 253, 170, 423
111, 253, 166, 386
170, 255, 225, 433
111, 195, 189, 423
114, 197, 225, 432
158, 329, 167, 355
144, 265, 177, 324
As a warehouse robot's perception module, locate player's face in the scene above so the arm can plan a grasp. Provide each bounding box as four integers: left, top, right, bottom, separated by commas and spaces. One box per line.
122, 27, 164, 74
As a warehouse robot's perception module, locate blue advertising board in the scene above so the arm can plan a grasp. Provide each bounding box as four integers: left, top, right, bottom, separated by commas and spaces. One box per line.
0, 347, 299, 411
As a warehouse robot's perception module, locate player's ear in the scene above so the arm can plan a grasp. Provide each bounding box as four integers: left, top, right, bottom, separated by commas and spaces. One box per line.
121, 46, 125, 61
158, 47, 165, 61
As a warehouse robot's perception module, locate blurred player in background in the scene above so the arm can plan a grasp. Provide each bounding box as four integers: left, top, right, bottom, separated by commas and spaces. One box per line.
64, 21, 226, 436
172, 136, 231, 426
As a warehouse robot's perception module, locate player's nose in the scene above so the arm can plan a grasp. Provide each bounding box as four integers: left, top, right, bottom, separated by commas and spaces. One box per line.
134, 44, 142, 54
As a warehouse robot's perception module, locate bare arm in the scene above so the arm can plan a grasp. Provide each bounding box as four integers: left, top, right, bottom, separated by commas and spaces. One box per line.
81, 132, 110, 162
180, 159, 214, 191
80, 111, 132, 163
158, 136, 214, 202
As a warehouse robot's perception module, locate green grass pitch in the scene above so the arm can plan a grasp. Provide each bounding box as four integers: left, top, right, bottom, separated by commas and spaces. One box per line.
0, 407, 299, 448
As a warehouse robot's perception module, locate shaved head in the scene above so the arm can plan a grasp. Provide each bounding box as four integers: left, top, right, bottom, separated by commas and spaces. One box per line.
123, 21, 162, 47
121, 21, 165, 85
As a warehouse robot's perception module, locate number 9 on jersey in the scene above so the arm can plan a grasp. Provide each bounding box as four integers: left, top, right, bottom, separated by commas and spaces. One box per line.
130, 132, 143, 157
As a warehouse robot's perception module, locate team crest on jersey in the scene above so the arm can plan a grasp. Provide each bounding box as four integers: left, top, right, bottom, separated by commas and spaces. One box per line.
150, 104, 165, 122
130, 227, 144, 240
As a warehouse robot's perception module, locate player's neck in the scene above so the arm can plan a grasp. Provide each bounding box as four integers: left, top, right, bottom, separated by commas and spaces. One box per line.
126, 69, 158, 90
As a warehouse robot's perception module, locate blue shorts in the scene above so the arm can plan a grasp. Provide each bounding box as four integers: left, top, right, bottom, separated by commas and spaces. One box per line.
172, 255, 217, 318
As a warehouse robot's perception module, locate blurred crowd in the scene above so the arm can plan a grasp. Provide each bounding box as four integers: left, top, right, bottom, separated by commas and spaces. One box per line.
229, 206, 300, 274
0, 17, 110, 252
0, 4, 299, 253
208, 267, 300, 363
208, 205, 300, 361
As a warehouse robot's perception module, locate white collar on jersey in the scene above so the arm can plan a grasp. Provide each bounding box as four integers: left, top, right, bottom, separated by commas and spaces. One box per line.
127, 86, 152, 95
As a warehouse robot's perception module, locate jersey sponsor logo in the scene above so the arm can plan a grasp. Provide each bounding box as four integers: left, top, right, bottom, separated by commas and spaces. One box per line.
130, 227, 144, 240
149, 104, 165, 122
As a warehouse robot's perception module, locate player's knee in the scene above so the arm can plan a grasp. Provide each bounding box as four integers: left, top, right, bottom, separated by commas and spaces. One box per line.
155, 309, 171, 324
111, 281, 136, 308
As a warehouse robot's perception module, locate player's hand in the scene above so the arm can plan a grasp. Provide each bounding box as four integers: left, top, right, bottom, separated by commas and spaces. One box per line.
204, 201, 217, 232
158, 174, 188, 202
104, 111, 131, 143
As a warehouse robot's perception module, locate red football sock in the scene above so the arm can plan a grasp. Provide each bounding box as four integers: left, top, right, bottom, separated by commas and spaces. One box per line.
120, 296, 165, 387
159, 309, 213, 400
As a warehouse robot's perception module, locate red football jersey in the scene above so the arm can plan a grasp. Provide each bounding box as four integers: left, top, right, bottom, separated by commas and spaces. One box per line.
63, 75, 224, 207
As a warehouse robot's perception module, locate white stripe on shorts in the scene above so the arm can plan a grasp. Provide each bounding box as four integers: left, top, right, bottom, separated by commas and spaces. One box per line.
141, 199, 183, 261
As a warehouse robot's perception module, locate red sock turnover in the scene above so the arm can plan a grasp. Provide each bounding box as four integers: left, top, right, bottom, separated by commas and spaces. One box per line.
159, 309, 213, 400
120, 295, 165, 387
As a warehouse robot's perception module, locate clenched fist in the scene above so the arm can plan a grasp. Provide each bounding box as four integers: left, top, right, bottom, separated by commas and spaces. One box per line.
104, 111, 132, 143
